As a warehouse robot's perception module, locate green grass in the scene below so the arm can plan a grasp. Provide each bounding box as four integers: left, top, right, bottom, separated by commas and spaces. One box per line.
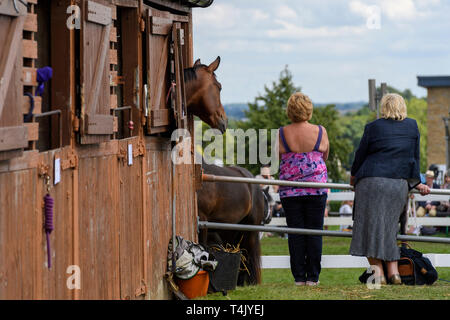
199, 233, 450, 300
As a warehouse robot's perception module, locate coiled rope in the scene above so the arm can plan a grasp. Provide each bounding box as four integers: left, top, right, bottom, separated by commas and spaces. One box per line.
44, 193, 54, 269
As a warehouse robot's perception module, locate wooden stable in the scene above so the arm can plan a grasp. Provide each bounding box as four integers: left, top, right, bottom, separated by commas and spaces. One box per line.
0, 0, 208, 299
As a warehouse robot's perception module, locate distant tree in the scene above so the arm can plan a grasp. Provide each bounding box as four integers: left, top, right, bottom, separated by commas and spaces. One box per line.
406, 97, 428, 172
338, 105, 376, 170
310, 105, 352, 182
233, 66, 297, 175
241, 65, 298, 130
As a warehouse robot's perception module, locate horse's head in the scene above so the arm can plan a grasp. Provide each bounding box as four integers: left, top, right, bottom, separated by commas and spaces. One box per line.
184, 56, 228, 134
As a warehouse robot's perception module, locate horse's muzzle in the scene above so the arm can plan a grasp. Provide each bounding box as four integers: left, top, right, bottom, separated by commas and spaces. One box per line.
217, 118, 228, 134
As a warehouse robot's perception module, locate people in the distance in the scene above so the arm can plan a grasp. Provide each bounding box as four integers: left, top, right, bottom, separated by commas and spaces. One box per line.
339, 200, 353, 232
416, 170, 440, 217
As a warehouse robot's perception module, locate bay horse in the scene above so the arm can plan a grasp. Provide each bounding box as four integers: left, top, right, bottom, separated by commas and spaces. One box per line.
183, 56, 268, 285
185, 57, 228, 133
197, 161, 270, 285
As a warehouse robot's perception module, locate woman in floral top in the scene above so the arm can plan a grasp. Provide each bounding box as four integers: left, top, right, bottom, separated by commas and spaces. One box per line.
278, 92, 329, 286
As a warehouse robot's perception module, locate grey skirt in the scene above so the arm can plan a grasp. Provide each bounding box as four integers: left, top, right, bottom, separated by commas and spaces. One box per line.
349, 177, 408, 261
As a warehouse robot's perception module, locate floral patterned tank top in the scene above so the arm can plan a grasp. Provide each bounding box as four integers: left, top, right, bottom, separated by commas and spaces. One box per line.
278, 125, 328, 198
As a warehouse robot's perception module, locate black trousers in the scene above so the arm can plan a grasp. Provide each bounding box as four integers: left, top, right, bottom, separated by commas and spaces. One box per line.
280, 194, 327, 282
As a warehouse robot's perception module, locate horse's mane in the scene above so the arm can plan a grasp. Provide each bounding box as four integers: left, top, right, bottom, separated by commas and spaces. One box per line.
184, 64, 207, 83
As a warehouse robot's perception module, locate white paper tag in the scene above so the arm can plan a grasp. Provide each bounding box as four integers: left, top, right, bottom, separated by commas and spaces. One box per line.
128, 144, 133, 166
54, 158, 61, 185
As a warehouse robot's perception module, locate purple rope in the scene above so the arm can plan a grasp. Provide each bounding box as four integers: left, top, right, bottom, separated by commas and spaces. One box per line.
44, 194, 54, 269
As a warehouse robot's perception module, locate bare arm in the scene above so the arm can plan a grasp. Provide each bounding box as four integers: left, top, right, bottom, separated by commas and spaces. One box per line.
322, 127, 329, 161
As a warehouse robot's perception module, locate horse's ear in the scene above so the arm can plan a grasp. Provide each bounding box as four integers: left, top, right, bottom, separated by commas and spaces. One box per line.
193, 59, 201, 67
207, 56, 221, 72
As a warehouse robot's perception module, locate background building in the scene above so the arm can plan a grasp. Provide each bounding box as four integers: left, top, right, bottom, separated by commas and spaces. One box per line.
418, 76, 450, 170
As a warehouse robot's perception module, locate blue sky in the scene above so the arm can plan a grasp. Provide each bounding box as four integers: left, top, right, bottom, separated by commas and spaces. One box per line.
192, 0, 450, 104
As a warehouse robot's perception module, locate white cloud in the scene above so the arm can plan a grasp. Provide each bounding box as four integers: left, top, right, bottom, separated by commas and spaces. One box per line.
194, 4, 238, 29
251, 9, 269, 21
267, 19, 366, 39
381, 0, 418, 20
275, 5, 298, 20
350, 0, 440, 23
349, 1, 379, 20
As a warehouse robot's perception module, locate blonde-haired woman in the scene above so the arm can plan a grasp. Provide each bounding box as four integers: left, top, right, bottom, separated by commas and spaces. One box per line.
279, 92, 329, 286
350, 93, 430, 285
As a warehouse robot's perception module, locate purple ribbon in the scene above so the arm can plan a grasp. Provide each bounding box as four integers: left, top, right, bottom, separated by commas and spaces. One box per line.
36, 67, 53, 97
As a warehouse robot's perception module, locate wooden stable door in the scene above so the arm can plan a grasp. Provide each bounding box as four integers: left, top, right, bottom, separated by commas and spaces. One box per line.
79, 0, 114, 144
0, 4, 28, 160
145, 8, 189, 134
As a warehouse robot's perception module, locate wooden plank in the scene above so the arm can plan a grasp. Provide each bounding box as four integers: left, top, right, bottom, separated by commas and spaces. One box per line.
85, 113, 114, 135
110, 26, 117, 42
145, 148, 173, 299
150, 109, 170, 127
0, 1, 28, 17
24, 13, 38, 32
37, 149, 74, 299
118, 139, 145, 299
0, 126, 28, 151
22, 39, 38, 59
0, 150, 38, 173
112, 0, 139, 7
146, 0, 190, 14
141, 141, 149, 298
86, 0, 112, 26
110, 94, 117, 109
0, 149, 23, 162
72, 165, 80, 300
151, 16, 172, 35
113, 116, 118, 132
25, 122, 39, 141
109, 49, 118, 65
81, 8, 113, 144
85, 23, 111, 114
172, 13, 190, 23
78, 156, 120, 299
0, 15, 25, 116
0, 170, 39, 299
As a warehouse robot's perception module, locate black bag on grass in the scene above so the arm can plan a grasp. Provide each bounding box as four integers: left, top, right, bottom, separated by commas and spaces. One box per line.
398, 245, 438, 285
358, 244, 438, 285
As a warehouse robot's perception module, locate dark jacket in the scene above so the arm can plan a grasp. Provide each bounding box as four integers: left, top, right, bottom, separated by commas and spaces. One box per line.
351, 118, 421, 189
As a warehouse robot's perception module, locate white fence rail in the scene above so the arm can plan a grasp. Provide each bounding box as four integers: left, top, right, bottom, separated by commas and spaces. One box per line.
261, 254, 450, 269
268, 217, 450, 227
269, 191, 450, 227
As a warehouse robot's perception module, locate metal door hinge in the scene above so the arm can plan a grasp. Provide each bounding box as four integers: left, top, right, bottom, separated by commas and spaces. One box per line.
61, 150, 78, 170
135, 279, 147, 297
